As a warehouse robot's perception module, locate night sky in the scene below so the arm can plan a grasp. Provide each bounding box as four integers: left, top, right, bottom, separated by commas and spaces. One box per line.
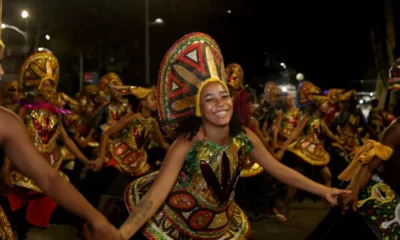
2, 0, 392, 92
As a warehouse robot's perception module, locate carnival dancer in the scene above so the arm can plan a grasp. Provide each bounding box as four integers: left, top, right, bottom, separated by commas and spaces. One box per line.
119, 32, 350, 240
309, 57, 400, 240
97, 73, 131, 132
0, 40, 121, 240
93, 85, 169, 226
7, 52, 97, 231
65, 84, 106, 149
0, 81, 19, 112
282, 81, 345, 216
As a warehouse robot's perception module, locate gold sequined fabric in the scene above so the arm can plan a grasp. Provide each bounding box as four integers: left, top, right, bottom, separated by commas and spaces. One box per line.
288, 117, 330, 166
279, 107, 300, 141
18, 52, 59, 93
108, 115, 156, 176
0, 205, 15, 240
125, 132, 253, 239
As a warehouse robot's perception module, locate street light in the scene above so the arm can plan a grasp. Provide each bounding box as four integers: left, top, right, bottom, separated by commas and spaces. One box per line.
145, 0, 164, 85
45, 34, 50, 40
153, 18, 164, 25
21, 10, 29, 19
296, 73, 305, 82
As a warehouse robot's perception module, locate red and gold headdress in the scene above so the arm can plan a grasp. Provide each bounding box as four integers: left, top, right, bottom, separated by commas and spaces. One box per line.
389, 58, 400, 92
109, 85, 152, 100
264, 81, 282, 105
18, 52, 59, 93
158, 32, 229, 137
226, 63, 244, 91
98, 72, 123, 94
296, 81, 327, 108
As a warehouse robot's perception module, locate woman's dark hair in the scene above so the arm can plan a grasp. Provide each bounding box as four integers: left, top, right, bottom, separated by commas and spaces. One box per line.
175, 113, 244, 141
233, 90, 255, 129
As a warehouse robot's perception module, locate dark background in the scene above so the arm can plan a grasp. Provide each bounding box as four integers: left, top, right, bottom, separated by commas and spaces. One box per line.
3, 0, 398, 94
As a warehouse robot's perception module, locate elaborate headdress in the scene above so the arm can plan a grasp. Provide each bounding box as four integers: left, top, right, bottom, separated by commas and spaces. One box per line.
109, 85, 152, 100
389, 57, 400, 92
226, 63, 244, 91
296, 81, 327, 108
18, 52, 59, 93
327, 88, 345, 104
158, 32, 229, 137
264, 81, 282, 105
98, 72, 123, 94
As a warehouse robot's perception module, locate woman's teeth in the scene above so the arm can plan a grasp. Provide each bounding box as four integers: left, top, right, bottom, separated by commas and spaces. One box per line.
214, 110, 227, 117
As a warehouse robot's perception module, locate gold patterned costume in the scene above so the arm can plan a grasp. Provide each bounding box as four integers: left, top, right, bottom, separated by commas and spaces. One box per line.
98, 73, 131, 132
126, 32, 251, 240
288, 81, 341, 166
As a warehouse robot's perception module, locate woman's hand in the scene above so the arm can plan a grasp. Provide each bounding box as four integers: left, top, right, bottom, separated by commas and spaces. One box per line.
322, 187, 352, 206
89, 158, 104, 171
339, 187, 360, 214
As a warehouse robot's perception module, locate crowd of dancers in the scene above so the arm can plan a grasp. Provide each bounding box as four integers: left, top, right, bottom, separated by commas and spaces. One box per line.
0, 32, 397, 240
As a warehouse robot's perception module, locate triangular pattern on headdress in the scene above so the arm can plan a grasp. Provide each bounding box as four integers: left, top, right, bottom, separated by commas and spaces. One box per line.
18, 52, 59, 93
177, 43, 206, 75
158, 32, 226, 137
167, 72, 191, 99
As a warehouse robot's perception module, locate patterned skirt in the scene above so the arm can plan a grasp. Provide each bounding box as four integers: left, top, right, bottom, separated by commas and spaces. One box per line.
357, 177, 400, 239
124, 172, 249, 240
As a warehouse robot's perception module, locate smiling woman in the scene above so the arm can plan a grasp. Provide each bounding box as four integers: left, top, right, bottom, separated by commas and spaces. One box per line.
119, 32, 351, 240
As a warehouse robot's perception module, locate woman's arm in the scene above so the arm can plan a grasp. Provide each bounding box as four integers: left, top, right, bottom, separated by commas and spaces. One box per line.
151, 120, 170, 151
119, 136, 192, 239
341, 120, 400, 212
97, 113, 137, 163
0, 109, 122, 239
245, 127, 350, 204
59, 125, 90, 165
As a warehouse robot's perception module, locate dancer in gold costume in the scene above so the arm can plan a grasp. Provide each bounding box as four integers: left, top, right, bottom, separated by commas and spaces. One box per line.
8, 52, 97, 229
0, 41, 121, 240
119, 32, 350, 240
283, 81, 345, 216
97, 73, 131, 132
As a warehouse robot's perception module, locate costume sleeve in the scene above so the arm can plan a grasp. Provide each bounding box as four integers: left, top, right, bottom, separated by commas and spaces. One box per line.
237, 132, 254, 155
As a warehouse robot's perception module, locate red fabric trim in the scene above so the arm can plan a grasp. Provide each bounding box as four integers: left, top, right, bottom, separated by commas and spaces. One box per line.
7, 188, 57, 227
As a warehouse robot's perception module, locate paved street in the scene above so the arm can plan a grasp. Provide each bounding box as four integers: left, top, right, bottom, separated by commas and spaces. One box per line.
25, 200, 328, 240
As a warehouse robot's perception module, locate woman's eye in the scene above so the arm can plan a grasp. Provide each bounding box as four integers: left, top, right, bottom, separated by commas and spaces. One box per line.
205, 98, 214, 102
222, 95, 229, 99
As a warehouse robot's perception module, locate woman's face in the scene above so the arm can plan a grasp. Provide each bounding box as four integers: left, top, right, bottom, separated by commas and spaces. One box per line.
200, 81, 232, 127
38, 79, 57, 101
142, 91, 157, 112
319, 101, 329, 113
